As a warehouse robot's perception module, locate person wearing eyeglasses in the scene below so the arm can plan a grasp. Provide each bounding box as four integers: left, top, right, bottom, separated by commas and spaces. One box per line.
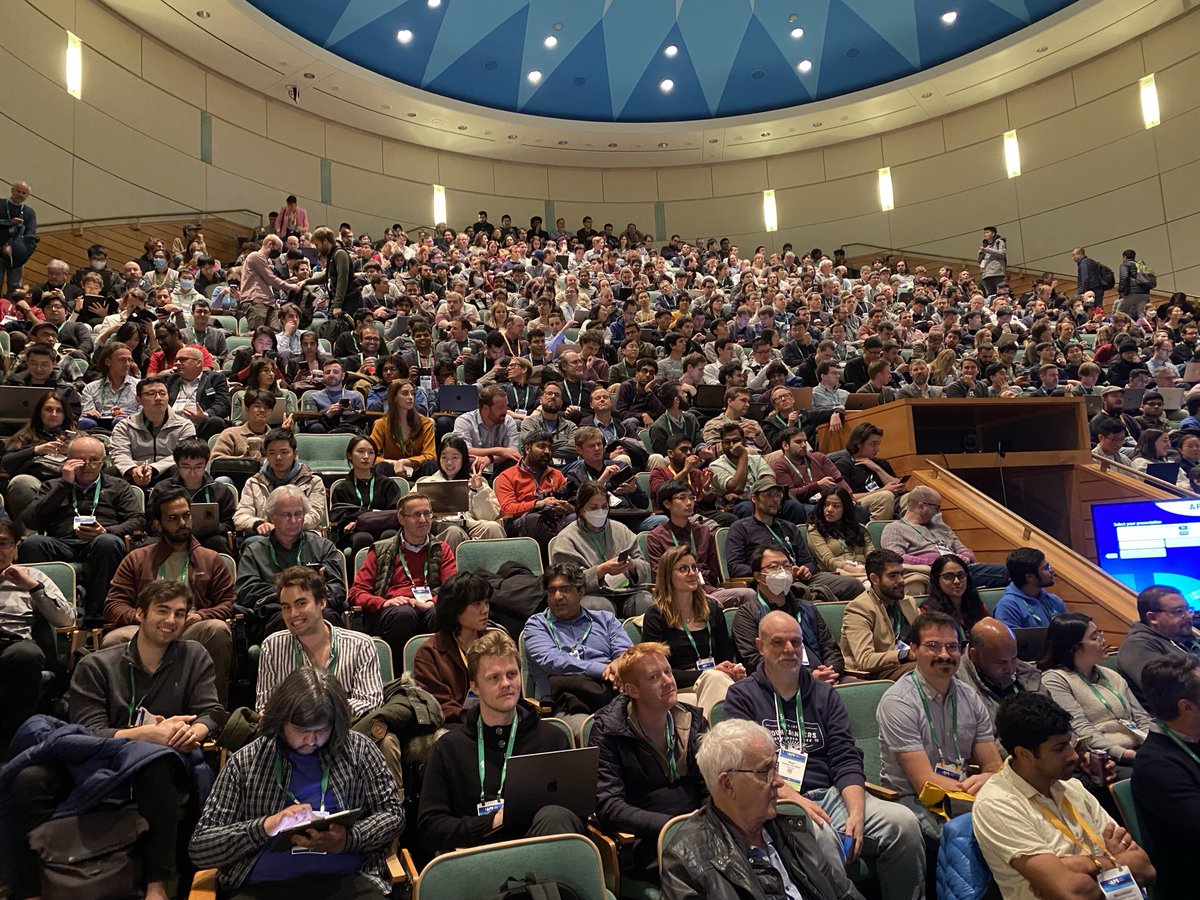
108, 375, 197, 488
1117, 585, 1200, 705
348, 492, 457, 665
724, 611, 925, 900
993, 547, 1067, 631
876, 611, 1003, 849
1038, 613, 1153, 783
163, 344, 231, 441
659, 718, 862, 900
879, 485, 1009, 588
18, 435, 144, 628
957, 619, 1047, 755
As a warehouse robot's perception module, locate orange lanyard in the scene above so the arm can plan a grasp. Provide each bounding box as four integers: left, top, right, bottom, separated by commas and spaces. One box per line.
1028, 795, 1116, 866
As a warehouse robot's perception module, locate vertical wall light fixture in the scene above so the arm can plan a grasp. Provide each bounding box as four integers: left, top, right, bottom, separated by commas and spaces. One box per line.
1003, 130, 1021, 178
432, 184, 447, 225
66, 32, 82, 98
1139, 74, 1160, 129
878, 167, 894, 211
763, 189, 778, 232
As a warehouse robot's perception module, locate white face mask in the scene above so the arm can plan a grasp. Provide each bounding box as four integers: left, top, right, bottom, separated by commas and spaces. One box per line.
764, 570, 794, 596
583, 508, 609, 528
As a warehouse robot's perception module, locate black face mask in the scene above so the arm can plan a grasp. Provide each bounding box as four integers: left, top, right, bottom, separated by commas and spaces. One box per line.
268, 248, 282, 260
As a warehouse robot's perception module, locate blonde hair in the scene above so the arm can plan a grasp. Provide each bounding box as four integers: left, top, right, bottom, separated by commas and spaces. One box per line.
651, 545, 709, 629
465, 630, 518, 681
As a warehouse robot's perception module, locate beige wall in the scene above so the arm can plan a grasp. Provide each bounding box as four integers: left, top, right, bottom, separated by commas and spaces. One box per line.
5, 0, 1200, 292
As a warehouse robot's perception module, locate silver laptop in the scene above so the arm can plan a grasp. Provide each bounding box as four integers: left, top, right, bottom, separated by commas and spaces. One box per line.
190, 502, 220, 539
502, 747, 599, 828
268, 396, 288, 426
1158, 387, 1185, 411
420, 479, 470, 516
0, 386, 53, 422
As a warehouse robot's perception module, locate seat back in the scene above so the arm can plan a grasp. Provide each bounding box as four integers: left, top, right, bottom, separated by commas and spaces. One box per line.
295, 434, 353, 475
404, 633, 433, 674
715, 527, 733, 582
833, 680, 892, 783
542, 715, 576, 749
414, 833, 608, 900
977, 587, 1005, 610
814, 602, 848, 641
580, 714, 596, 746
1109, 779, 1150, 851
635, 532, 650, 565
865, 521, 887, 551
517, 631, 540, 700
27, 562, 76, 605
217, 553, 237, 580
373, 636, 394, 683
456, 537, 543, 577
623, 617, 642, 644
710, 700, 726, 725
657, 813, 695, 874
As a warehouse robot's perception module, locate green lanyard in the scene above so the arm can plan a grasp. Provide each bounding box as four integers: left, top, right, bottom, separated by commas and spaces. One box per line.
1084, 670, 1130, 720
274, 751, 331, 813
564, 381, 580, 407
784, 455, 811, 483
398, 543, 431, 585
1157, 720, 1200, 766
268, 534, 304, 570
774, 689, 805, 748
664, 716, 679, 782
763, 523, 794, 562
354, 478, 375, 509
73, 479, 102, 516
156, 553, 189, 585
680, 620, 712, 664
513, 384, 532, 409
911, 672, 961, 761
584, 527, 608, 562
477, 716, 519, 802
545, 609, 593, 653
1020, 596, 1045, 626
668, 527, 697, 556
293, 626, 339, 671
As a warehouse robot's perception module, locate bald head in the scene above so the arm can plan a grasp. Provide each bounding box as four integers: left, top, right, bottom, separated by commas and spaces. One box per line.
756, 610, 804, 675
968, 617, 1019, 690
11, 181, 30, 203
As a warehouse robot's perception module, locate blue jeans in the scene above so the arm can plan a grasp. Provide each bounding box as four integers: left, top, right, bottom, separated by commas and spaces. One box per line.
967, 562, 1009, 588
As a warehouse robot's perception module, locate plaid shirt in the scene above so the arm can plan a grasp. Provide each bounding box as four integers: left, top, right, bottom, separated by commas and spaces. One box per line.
189, 732, 404, 893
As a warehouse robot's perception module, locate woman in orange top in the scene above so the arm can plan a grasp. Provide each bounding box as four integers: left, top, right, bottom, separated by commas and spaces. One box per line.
368, 379, 435, 478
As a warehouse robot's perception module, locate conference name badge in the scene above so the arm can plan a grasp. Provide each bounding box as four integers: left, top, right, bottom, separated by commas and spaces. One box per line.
778, 747, 808, 792
934, 757, 966, 780
477, 798, 504, 817
411, 585, 433, 604
1097, 865, 1143, 900
696, 657, 716, 671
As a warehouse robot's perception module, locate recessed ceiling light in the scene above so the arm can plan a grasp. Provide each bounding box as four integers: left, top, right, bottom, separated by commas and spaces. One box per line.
941, 11, 957, 24
660, 78, 674, 92
544, 35, 557, 49
431, 118, 442, 125
381, 104, 391, 110
195, 9, 210, 18
396, 29, 413, 44
1037, 45, 1049, 53
608, 142, 618, 147
553, 22, 563, 30
920, 91, 932, 98
664, 45, 678, 58
657, 142, 669, 148
558, 140, 568, 145
406, 112, 416, 117
790, 27, 804, 39
760, 131, 770, 137
457, 124, 467, 130
812, 121, 822, 127
328, 86, 339, 92
788, 13, 798, 22
507, 134, 518, 139
427, 0, 441, 7
302, 72, 315, 79
797, 59, 812, 74
527, 70, 542, 84
707, 138, 718, 144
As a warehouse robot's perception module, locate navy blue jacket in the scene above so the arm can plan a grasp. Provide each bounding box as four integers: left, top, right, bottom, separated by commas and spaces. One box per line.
723, 667, 865, 795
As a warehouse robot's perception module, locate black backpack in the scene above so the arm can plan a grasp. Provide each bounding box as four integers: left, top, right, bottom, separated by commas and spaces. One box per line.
1096, 262, 1116, 290
486, 876, 585, 900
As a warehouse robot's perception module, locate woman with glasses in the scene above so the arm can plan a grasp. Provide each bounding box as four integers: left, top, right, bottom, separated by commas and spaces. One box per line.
368, 380, 435, 480
806, 487, 870, 577
641, 545, 745, 718
282, 330, 332, 394
1038, 612, 1153, 780
922, 554, 989, 634
2, 393, 80, 521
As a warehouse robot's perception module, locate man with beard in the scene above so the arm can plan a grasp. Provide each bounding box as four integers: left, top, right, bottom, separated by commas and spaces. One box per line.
101, 488, 235, 704
517, 380, 578, 462
615, 359, 666, 431
494, 430, 572, 557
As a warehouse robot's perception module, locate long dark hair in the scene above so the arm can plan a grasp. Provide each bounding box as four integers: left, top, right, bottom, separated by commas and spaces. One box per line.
438, 434, 470, 479
808, 487, 867, 550
257, 668, 351, 757
433, 572, 493, 635
10, 391, 77, 449
925, 554, 988, 629
1037, 612, 1093, 672
385, 379, 421, 442
247, 357, 281, 394
1133, 428, 1171, 463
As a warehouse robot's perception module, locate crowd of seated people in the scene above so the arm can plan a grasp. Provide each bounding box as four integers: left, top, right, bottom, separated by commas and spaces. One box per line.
0, 193, 1198, 898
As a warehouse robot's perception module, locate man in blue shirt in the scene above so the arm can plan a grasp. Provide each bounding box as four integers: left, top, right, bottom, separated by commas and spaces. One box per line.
522, 563, 632, 722
992, 547, 1067, 629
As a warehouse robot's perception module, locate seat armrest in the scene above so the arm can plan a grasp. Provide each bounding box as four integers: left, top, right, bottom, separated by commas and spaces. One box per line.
866, 782, 900, 801
188, 868, 219, 900
722, 577, 755, 589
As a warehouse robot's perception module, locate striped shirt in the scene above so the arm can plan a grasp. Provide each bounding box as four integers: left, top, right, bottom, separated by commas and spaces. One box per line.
256, 624, 384, 718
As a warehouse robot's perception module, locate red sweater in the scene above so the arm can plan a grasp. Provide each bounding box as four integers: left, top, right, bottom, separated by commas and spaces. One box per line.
494, 462, 565, 517
348, 540, 457, 613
